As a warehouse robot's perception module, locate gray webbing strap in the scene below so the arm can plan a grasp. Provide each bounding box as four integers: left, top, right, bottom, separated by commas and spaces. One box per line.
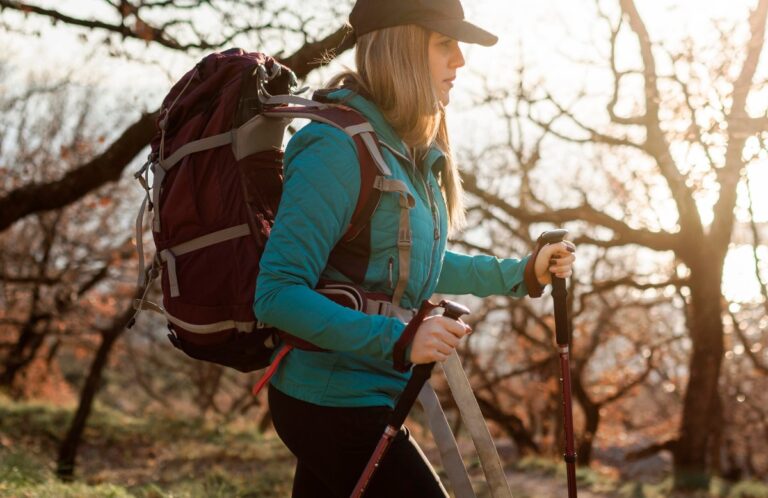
344, 122, 375, 136
159, 224, 251, 298
136, 194, 149, 287
263, 110, 333, 123
360, 131, 392, 176
373, 177, 413, 197
263, 95, 327, 107
365, 299, 417, 323
392, 205, 412, 308
373, 177, 415, 307
160, 249, 180, 297
418, 384, 477, 498
132, 298, 254, 334
263, 110, 392, 176
158, 131, 233, 171
151, 164, 165, 233
132, 298, 164, 314
443, 352, 513, 498
170, 224, 250, 256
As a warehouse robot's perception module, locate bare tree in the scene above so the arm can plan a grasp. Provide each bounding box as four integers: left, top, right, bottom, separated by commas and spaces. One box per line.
0, 77, 131, 392
458, 0, 767, 488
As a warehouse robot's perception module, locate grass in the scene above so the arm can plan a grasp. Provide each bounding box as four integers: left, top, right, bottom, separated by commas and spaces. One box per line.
0, 396, 294, 497
1, 396, 767, 497
615, 478, 768, 498
507, 456, 768, 498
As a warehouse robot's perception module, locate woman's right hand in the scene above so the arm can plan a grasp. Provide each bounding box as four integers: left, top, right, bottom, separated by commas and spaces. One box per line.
408, 315, 472, 364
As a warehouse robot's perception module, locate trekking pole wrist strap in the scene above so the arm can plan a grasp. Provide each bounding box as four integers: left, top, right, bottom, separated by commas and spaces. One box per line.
523, 242, 545, 298
393, 300, 438, 372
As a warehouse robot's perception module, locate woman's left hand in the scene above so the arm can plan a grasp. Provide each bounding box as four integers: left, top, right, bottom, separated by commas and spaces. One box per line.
534, 241, 576, 286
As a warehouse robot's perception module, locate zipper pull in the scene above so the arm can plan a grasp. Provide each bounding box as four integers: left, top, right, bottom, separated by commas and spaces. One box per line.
388, 257, 394, 289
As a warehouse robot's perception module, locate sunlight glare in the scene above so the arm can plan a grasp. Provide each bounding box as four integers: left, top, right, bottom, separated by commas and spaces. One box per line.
723, 245, 767, 303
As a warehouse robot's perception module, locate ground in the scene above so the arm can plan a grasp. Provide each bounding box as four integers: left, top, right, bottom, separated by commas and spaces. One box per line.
1, 398, 767, 497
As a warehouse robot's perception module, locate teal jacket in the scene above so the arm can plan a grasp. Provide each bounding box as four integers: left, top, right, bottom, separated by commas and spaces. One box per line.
253, 89, 536, 408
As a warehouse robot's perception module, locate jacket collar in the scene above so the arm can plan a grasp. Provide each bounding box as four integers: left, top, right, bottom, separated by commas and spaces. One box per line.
324, 89, 447, 176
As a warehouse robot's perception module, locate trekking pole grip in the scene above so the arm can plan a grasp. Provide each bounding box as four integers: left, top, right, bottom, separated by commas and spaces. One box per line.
538, 229, 570, 346
389, 300, 470, 427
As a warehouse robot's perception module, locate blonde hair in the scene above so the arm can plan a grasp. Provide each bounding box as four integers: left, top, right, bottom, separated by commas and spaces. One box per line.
326, 25, 465, 231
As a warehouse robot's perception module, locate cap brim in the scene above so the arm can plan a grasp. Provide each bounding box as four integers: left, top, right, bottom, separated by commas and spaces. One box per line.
419, 19, 498, 47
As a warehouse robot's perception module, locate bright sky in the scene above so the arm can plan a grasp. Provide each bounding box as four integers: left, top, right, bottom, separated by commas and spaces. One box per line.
2, 0, 767, 301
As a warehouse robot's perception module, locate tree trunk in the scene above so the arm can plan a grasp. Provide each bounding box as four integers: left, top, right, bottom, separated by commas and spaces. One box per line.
0, 318, 47, 391
474, 395, 540, 456
673, 264, 726, 489
56, 317, 126, 480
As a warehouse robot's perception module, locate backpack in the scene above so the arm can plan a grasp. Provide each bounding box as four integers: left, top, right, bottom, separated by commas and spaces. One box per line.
131, 48, 413, 374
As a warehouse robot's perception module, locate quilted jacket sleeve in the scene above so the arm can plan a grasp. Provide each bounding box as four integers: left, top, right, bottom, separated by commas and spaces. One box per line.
434, 250, 541, 298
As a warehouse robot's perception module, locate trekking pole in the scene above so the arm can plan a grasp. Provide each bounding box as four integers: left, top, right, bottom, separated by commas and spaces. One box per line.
351, 299, 470, 498
539, 229, 578, 498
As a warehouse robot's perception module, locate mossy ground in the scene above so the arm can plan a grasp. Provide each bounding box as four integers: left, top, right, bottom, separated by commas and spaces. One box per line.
1, 397, 766, 497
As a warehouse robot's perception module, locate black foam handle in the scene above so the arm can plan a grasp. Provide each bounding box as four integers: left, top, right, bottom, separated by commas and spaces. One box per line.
439, 299, 470, 321
552, 277, 570, 346
539, 230, 570, 346
389, 300, 469, 428
538, 229, 568, 245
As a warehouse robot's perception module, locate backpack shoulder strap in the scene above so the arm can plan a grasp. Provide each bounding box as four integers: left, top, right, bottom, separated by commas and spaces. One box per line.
265, 103, 415, 306
263, 104, 389, 241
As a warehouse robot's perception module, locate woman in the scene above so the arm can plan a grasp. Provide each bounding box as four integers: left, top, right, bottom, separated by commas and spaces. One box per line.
254, 0, 576, 496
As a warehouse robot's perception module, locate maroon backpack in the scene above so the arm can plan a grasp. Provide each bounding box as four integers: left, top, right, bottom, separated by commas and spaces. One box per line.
132, 48, 394, 373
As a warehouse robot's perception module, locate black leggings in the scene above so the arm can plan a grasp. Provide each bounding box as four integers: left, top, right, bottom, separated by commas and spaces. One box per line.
268, 385, 448, 498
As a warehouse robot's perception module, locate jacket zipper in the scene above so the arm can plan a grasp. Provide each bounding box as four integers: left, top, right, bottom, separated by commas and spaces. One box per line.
388, 257, 394, 289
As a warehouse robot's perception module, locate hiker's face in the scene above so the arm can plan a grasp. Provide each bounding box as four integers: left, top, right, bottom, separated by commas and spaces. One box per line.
428, 32, 465, 106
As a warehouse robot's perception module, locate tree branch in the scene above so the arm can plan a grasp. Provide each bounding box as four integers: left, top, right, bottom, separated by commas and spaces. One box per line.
619, 0, 703, 243
712, 0, 768, 245
626, 438, 678, 461
462, 169, 681, 253
0, 26, 355, 232
590, 275, 689, 294
0, 0, 188, 49
0, 111, 158, 232
744, 173, 768, 315
729, 309, 768, 375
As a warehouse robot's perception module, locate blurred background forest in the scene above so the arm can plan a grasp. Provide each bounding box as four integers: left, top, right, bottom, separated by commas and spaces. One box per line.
0, 0, 767, 497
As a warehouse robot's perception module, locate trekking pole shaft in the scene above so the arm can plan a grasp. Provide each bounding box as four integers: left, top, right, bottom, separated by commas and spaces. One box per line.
350, 426, 398, 497
390, 362, 434, 427
552, 274, 578, 498
350, 300, 469, 498
350, 362, 434, 498
559, 349, 578, 497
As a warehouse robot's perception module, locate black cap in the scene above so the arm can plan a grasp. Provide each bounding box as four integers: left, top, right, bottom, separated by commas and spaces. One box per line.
350, 0, 498, 47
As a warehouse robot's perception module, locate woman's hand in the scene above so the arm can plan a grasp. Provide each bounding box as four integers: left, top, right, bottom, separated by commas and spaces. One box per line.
409, 315, 472, 364
534, 241, 576, 286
